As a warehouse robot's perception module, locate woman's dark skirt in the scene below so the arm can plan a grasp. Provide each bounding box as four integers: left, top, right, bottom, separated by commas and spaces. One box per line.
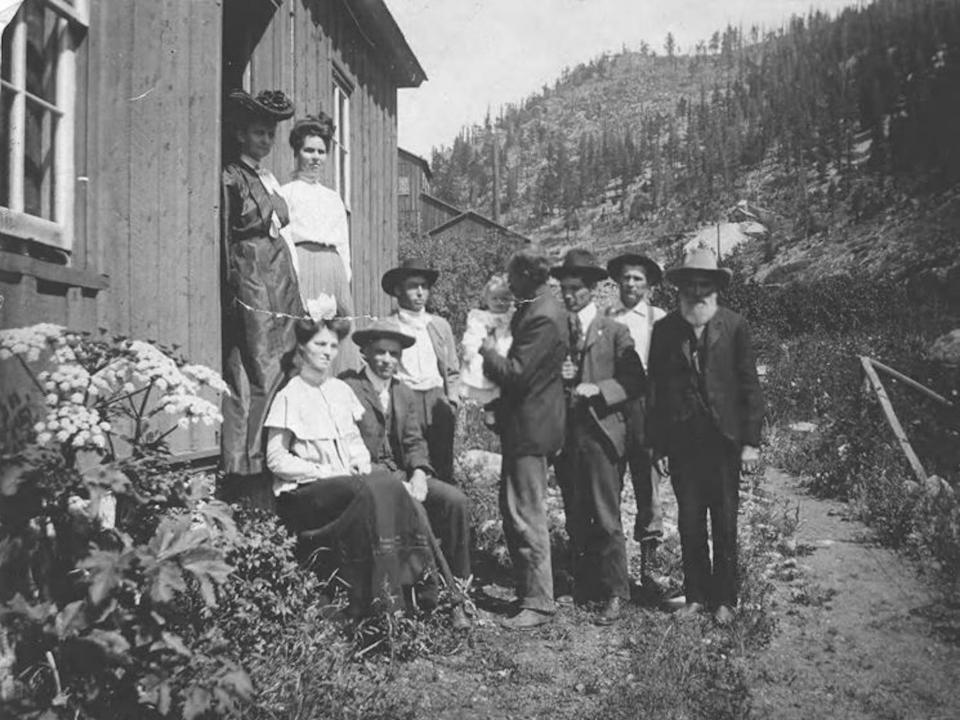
276, 470, 437, 615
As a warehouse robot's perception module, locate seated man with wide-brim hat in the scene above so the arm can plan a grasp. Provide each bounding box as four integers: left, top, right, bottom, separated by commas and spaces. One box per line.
339, 319, 471, 631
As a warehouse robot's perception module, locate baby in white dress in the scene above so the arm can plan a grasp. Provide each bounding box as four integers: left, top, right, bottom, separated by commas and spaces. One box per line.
460, 274, 514, 428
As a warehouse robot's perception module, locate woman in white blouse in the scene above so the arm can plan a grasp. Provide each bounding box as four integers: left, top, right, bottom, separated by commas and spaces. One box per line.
265, 316, 435, 616
279, 114, 354, 319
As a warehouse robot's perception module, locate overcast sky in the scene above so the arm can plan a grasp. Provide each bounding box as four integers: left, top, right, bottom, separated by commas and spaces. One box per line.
390, 0, 865, 158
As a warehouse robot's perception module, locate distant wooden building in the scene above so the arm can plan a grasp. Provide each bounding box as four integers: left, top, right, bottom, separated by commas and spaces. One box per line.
397, 147, 530, 251
0, 0, 425, 458
426, 210, 531, 247
398, 146, 432, 234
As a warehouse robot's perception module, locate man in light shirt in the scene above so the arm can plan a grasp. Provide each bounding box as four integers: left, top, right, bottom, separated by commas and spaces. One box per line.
381, 259, 460, 483
607, 253, 667, 579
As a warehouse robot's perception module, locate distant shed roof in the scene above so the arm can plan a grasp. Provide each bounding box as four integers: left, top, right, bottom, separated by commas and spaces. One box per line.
399, 147, 432, 181
420, 192, 462, 216
427, 210, 532, 244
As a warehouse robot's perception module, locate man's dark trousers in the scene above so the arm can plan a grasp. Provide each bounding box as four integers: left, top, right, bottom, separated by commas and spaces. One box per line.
499, 454, 555, 614
621, 435, 662, 544
556, 417, 629, 603
669, 424, 741, 607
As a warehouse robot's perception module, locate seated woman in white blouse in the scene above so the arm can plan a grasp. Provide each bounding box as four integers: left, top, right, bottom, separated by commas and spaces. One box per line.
265, 316, 435, 616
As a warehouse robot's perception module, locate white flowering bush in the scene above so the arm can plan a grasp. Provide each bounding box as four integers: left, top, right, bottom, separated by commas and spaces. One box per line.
1, 325, 226, 459
0, 325, 251, 719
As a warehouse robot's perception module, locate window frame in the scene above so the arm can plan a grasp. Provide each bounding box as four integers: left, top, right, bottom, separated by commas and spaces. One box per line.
0, 0, 87, 254
331, 68, 352, 212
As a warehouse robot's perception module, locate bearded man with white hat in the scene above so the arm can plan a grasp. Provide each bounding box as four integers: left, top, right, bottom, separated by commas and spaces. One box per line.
646, 247, 765, 625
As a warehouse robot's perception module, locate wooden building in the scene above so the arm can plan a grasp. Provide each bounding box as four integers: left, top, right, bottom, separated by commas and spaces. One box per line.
426, 210, 531, 247
0, 0, 425, 458
398, 146, 431, 234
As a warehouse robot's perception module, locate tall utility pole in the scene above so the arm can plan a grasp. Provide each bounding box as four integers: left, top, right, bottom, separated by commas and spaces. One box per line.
491, 127, 500, 224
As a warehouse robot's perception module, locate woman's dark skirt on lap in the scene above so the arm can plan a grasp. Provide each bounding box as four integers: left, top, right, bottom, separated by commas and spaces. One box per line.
276, 470, 437, 615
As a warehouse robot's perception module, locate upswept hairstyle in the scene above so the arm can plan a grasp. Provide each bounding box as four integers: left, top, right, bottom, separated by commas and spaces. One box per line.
293, 317, 351, 345
288, 112, 336, 153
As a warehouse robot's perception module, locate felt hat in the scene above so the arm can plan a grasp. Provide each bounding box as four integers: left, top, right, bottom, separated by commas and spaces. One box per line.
380, 258, 439, 295
549, 248, 608, 284
352, 320, 416, 349
225, 88, 295, 123
606, 252, 663, 286
665, 247, 733, 289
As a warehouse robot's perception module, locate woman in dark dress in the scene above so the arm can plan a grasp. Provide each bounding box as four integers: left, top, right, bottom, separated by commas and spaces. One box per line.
220, 89, 304, 508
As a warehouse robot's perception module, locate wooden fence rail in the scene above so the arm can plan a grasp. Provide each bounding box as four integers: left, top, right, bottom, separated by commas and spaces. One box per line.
859, 356, 928, 484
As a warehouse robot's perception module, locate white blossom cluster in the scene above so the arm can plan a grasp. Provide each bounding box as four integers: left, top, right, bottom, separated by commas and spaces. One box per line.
0, 323, 72, 362
181, 364, 231, 395
4, 325, 227, 452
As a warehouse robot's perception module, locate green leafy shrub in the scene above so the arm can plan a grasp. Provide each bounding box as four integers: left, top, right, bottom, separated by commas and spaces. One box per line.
0, 325, 247, 719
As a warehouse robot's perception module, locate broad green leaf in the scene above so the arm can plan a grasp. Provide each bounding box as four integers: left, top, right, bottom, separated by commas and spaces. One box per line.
55, 600, 87, 639
79, 549, 125, 605
219, 668, 253, 700
159, 630, 191, 658
182, 685, 212, 720
0, 462, 25, 496
149, 562, 187, 605
85, 628, 130, 659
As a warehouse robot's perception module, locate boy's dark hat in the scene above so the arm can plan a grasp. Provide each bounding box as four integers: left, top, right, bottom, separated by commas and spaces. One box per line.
225, 89, 295, 122
352, 320, 416, 349
381, 258, 440, 295
606, 252, 663, 285
665, 247, 733, 289
549, 248, 608, 283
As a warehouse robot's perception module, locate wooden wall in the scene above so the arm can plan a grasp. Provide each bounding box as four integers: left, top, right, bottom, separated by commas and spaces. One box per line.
246, 0, 400, 323
421, 194, 462, 235
398, 151, 429, 236
1, 0, 223, 458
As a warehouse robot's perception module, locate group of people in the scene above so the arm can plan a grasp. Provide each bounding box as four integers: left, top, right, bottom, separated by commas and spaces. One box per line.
218, 88, 765, 633
479, 246, 764, 629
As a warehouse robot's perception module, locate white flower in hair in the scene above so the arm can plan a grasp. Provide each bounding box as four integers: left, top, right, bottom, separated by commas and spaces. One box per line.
306, 294, 338, 321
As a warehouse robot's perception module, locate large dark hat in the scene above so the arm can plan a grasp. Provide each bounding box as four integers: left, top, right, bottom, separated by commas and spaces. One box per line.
665, 247, 733, 290
381, 258, 440, 295
225, 88, 295, 122
606, 252, 663, 286
352, 319, 416, 349
550, 248, 608, 284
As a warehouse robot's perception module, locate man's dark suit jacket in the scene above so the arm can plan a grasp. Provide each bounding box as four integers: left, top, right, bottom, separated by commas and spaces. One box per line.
340, 370, 434, 475
570, 315, 645, 456
646, 306, 764, 457
482, 290, 570, 457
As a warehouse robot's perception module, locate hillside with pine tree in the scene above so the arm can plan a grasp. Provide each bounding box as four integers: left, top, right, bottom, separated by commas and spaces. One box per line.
428, 0, 960, 292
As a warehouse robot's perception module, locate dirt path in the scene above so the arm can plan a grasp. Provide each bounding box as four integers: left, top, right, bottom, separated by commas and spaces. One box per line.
387, 467, 960, 719
751, 469, 960, 720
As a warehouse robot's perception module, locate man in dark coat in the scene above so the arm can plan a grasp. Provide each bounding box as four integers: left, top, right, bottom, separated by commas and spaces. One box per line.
480, 250, 570, 629
340, 320, 471, 630
552, 249, 646, 625
647, 248, 765, 625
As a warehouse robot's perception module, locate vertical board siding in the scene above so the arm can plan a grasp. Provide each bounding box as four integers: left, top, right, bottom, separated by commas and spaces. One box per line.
91, 0, 134, 338
186, 2, 222, 456
248, 0, 401, 325
86, 0, 222, 455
